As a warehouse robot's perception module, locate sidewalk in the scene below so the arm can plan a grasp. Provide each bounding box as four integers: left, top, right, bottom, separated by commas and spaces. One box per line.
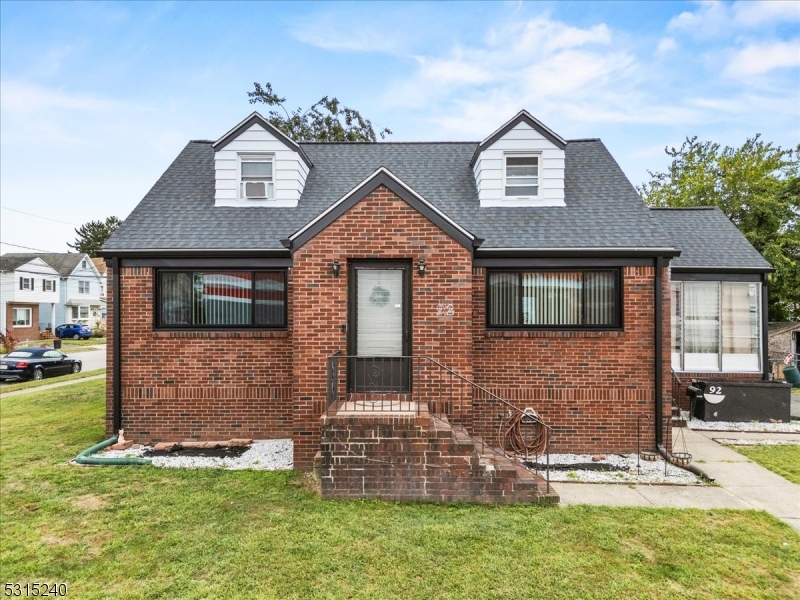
553, 428, 800, 534
0, 374, 105, 398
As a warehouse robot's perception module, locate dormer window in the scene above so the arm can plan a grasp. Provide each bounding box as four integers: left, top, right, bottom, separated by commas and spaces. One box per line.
239, 154, 274, 200
504, 154, 539, 198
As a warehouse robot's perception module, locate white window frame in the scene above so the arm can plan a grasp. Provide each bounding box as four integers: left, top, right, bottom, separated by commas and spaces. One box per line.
79, 281, 90, 294
71, 305, 90, 321
12, 308, 32, 327
20, 277, 32, 290
671, 280, 762, 373
503, 153, 540, 199
81, 259, 88, 269
238, 154, 274, 200
44, 279, 55, 292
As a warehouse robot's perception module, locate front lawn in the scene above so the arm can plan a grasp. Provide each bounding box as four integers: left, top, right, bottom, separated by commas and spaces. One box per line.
730, 444, 800, 485
0, 369, 105, 393
1, 381, 798, 600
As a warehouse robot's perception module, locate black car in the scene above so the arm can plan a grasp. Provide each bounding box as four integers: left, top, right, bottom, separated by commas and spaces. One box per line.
0, 348, 82, 382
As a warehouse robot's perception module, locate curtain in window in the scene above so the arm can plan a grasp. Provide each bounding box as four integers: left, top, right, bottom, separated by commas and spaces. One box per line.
523, 272, 582, 325
584, 272, 616, 326
683, 282, 720, 370
194, 272, 252, 326
356, 269, 403, 356
254, 272, 285, 326
488, 272, 520, 326
721, 282, 760, 371
671, 282, 682, 370
160, 272, 192, 326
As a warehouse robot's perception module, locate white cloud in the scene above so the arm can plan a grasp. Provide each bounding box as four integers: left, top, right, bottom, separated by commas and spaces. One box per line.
291, 10, 410, 54
656, 37, 677, 55
669, 1, 800, 38
724, 39, 800, 76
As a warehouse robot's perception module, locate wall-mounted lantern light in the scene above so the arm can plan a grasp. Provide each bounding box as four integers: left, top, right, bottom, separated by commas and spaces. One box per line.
331, 259, 341, 277
417, 258, 426, 277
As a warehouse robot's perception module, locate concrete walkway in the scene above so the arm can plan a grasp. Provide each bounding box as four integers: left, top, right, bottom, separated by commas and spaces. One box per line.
553, 428, 800, 534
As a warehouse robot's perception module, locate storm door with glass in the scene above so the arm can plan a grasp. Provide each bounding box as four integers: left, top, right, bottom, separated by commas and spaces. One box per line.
348, 262, 411, 392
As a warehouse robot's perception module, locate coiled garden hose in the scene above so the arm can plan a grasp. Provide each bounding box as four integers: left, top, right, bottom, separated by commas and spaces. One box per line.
74, 435, 152, 466
499, 408, 548, 458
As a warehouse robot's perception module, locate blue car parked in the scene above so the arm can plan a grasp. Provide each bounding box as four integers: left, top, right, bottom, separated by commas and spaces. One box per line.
55, 323, 93, 340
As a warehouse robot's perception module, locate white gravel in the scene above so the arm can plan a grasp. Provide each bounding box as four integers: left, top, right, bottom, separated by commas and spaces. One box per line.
712, 438, 800, 446
682, 411, 800, 433
99, 439, 294, 470
525, 452, 704, 485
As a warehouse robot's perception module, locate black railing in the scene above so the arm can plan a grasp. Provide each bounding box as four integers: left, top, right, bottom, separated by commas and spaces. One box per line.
325, 353, 552, 488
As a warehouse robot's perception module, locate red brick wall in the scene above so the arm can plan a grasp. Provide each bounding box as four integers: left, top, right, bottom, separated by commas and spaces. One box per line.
291, 185, 474, 469
6, 303, 39, 341
471, 265, 672, 454
105, 266, 293, 442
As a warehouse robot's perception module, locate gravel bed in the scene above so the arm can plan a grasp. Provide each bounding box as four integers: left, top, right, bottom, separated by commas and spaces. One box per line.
525, 453, 704, 485
712, 438, 800, 446
682, 411, 800, 433
98, 439, 294, 470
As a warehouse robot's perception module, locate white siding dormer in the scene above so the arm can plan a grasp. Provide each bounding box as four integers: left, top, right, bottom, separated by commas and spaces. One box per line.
213, 113, 311, 208
472, 111, 566, 208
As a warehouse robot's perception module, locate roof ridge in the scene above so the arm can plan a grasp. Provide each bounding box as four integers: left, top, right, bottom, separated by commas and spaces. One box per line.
298, 141, 480, 145
650, 206, 717, 211
566, 138, 600, 143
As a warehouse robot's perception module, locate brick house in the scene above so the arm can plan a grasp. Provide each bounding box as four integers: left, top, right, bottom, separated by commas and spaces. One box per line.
99, 111, 772, 502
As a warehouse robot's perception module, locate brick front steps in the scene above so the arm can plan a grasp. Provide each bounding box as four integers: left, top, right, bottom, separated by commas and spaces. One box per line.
315, 406, 558, 505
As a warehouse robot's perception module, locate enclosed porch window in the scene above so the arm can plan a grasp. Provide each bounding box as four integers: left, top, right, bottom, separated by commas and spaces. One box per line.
671, 280, 761, 372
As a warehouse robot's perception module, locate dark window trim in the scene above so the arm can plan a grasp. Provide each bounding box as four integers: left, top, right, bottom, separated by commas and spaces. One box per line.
485, 268, 623, 331
154, 268, 288, 330
671, 272, 762, 282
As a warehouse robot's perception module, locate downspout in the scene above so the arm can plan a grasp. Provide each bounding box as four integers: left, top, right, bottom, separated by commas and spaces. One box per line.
75, 435, 151, 466
761, 272, 769, 381
111, 258, 122, 433
654, 256, 663, 448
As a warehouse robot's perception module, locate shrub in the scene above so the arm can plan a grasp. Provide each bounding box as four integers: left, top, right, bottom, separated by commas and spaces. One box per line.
0, 329, 19, 354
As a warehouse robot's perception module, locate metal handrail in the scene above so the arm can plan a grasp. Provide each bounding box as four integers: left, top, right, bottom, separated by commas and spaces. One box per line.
324, 352, 552, 491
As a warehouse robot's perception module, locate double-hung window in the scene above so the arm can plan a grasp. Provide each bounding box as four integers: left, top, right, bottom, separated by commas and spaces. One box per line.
671, 281, 761, 372
12, 308, 31, 327
240, 155, 274, 200
78, 281, 90, 294
487, 270, 620, 328
19, 277, 32, 290
504, 154, 539, 198
156, 270, 287, 329
43, 279, 55, 292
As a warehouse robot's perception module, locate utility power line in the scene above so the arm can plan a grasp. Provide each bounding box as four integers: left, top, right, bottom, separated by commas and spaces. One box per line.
1, 206, 78, 226
0, 241, 61, 253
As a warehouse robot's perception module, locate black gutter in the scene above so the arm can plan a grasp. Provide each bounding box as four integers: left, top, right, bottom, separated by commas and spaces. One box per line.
111, 258, 122, 433
474, 248, 681, 259
762, 272, 770, 381
96, 249, 291, 259
670, 266, 775, 274
654, 256, 664, 447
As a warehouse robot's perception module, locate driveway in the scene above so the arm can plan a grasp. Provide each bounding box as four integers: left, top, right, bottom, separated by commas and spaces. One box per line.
67, 346, 106, 372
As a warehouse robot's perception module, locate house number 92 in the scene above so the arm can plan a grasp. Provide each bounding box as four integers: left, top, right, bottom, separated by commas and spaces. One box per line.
436, 303, 455, 317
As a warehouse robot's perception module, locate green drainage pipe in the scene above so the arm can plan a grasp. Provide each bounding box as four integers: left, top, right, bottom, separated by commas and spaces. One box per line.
75, 435, 152, 466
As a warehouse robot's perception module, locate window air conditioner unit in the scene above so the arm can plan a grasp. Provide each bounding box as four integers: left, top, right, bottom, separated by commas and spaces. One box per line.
244, 181, 268, 199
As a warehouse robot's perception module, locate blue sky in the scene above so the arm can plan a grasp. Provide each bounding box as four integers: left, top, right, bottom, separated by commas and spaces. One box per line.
1, 0, 798, 253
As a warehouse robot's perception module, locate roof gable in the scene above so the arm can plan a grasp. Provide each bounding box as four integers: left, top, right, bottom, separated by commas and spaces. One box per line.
470, 110, 566, 167
0, 255, 56, 273
211, 112, 313, 169
285, 167, 479, 251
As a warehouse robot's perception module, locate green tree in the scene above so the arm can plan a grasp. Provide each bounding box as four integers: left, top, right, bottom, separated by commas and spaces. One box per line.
248, 82, 391, 142
68, 216, 123, 257
639, 135, 800, 320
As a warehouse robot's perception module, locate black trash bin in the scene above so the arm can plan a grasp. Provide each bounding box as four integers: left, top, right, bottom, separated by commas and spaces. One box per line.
53, 339, 62, 350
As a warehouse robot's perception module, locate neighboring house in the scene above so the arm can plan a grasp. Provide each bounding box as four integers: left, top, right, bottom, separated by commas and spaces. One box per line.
3, 253, 104, 330
768, 322, 800, 377
99, 110, 773, 503
0, 255, 60, 341
91, 257, 108, 323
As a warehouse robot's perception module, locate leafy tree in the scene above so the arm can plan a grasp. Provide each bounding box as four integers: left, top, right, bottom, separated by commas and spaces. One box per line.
248, 82, 391, 142
68, 216, 123, 257
639, 135, 800, 320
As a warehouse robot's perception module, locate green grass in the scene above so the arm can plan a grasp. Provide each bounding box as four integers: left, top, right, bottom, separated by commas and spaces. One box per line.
17, 338, 106, 348
730, 444, 800, 485
1, 381, 799, 600
0, 369, 105, 393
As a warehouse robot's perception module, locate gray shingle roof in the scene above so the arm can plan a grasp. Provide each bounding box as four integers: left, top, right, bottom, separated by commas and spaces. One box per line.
0, 255, 39, 272
104, 139, 677, 253
2, 253, 87, 276
649, 207, 771, 270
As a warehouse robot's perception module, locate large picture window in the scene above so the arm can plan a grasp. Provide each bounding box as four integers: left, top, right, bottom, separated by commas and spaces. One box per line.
156, 270, 287, 329
487, 270, 620, 328
671, 281, 761, 372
